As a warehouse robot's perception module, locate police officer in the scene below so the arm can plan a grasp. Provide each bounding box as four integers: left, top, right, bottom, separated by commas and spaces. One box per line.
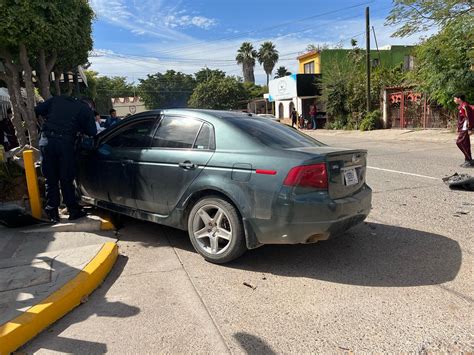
35, 95, 97, 223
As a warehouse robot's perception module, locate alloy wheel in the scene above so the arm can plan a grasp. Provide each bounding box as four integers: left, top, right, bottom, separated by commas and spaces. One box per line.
191, 204, 233, 255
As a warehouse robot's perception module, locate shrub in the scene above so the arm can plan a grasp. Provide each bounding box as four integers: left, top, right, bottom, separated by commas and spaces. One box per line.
360, 110, 382, 131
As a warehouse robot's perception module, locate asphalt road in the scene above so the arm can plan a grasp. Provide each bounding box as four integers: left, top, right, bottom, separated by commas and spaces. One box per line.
24, 133, 473, 353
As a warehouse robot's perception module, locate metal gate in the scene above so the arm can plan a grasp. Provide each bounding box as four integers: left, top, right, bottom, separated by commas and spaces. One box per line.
388, 90, 448, 129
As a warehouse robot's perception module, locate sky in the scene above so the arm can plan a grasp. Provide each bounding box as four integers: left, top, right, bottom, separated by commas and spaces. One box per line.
88, 0, 433, 85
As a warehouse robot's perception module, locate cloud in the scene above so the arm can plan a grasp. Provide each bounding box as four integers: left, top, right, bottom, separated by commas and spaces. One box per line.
165, 15, 217, 29
89, 16, 433, 85
90, 0, 216, 40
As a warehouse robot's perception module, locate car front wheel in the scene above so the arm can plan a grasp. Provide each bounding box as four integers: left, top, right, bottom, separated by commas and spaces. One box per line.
187, 196, 247, 263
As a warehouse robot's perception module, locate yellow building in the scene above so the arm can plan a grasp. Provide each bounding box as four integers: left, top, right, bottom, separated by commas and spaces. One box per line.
297, 50, 321, 74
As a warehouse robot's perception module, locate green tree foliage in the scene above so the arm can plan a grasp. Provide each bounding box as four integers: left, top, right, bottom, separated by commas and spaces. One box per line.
194, 68, 226, 84
274, 66, 292, 78
236, 42, 258, 84
386, 0, 473, 37
323, 40, 407, 129
323, 42, 364, 129
94, 75, 135, 114
138, 70, 196, 109
242, 82, 267, 99
188, 76, 247, 110
408, 21, 474, 107
257, 41, 279, 87
0, 0, 93, 146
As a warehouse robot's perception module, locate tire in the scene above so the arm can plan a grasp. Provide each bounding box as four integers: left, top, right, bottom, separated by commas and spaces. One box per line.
187, 196, 247, 263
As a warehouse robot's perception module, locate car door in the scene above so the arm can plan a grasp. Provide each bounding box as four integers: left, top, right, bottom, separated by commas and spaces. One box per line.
135, 115, 215, 215
91, 116, 158, 209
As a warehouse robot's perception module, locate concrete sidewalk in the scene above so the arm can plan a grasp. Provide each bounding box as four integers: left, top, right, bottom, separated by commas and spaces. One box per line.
0, 215, 118, 353
306, 128, 458, 144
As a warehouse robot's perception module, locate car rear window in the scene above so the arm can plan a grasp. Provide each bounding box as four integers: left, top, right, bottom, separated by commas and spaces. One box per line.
227, 117, 325, 149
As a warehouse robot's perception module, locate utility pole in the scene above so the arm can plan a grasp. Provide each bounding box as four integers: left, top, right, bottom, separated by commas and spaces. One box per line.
366, 6, 371, 112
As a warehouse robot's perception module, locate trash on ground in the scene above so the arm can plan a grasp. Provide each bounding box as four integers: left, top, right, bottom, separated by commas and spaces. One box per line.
0, 203, 49, 227
442, 173, 474, 191
243, 282, 257, 290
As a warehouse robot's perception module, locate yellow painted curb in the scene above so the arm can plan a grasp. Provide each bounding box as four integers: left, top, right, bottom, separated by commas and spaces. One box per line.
0, 242, 118, 354
100, 219, 115, 231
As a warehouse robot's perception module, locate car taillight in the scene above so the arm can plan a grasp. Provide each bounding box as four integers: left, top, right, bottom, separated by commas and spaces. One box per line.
283, 163, 328, 189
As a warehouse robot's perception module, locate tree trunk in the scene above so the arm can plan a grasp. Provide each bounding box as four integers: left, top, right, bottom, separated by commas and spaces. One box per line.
0, 72, 28, 146
0, 49, 29, 146
19, 43, 39, 147
53, 68, 61, 95
63, 71, 73, 96
37, 49, 56, 100
243, 63, 255, 84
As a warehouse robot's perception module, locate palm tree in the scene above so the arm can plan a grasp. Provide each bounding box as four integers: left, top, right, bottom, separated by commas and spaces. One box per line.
274, 66, 291, 78
258, 42, 279, 87
236, 42, 258, 84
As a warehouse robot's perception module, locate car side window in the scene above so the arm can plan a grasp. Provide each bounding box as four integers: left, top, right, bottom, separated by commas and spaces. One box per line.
152, 116, 202, 149
104, 119, 156, 148
193, 123, 214, 150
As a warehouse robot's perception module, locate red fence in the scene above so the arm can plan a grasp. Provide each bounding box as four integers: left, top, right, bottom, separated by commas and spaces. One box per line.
387, 90, 449, 129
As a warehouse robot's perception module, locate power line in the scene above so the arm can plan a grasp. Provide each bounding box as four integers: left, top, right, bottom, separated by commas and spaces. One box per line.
95, 6, 385, 68
132, 1, 375, 57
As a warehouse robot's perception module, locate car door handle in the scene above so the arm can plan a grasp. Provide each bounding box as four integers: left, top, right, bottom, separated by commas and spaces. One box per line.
179, 161, 198, 170
121, 159, 134, 165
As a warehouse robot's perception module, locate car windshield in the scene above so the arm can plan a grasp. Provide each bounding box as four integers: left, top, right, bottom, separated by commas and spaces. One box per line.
227, 117, 325, 149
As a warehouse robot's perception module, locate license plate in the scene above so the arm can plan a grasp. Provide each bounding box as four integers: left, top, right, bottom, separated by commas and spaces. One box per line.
343, 167, 358, 186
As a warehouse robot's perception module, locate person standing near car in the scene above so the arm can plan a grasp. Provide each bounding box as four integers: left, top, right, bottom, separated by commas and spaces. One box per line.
309, 104, 317, 130
35, 95, 97, 222
105, 108, 119, 128
0, 108, 19, 151
454, 94, 473, 168
290, 107, 298, 128
94, 110, 105, 134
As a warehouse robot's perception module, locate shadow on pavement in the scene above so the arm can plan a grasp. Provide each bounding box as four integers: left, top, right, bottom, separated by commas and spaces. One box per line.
233, 332, 277, 354
227, 222, 462, 287
112, 217, 462, 287
22, 255, 140, 353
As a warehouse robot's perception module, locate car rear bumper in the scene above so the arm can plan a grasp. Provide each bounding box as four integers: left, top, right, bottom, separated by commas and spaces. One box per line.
248, 184, 372, 245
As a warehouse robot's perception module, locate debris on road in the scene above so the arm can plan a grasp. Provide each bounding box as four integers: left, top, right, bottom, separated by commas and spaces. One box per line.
442, 173, 474, 191
243, 282, 257, 290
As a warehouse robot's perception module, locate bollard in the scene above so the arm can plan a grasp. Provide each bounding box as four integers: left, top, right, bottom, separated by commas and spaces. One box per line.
23, 150, 42, 219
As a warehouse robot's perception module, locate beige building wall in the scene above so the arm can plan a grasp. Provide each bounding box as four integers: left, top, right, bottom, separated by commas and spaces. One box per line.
111, 97, 146, 117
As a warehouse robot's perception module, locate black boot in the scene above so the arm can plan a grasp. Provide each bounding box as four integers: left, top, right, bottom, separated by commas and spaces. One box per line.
68, 208, 87, 221
45, 207, 60, 223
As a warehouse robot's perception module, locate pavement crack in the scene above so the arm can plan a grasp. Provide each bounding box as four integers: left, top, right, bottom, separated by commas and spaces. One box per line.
437, 284, 474, 304
163, 231, 232, 354
119, 268, 184, 278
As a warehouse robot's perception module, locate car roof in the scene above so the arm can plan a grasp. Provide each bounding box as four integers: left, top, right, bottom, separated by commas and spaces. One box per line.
132, 108, 252, 118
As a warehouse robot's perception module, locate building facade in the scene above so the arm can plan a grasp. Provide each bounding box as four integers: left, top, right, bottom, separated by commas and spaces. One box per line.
320, 45, 415, 73
268, 74, 322, 125
111, 97, 146, 117
297, 50, 321, 74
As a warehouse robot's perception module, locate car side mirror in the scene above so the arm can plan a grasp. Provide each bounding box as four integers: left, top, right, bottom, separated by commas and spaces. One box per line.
81, 136, 96, 151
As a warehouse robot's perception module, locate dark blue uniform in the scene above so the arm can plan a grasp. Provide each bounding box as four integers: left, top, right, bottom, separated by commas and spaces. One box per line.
35, 96, 96, 221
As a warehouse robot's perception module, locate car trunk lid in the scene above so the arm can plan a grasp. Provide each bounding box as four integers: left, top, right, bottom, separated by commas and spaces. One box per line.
286, 147, 367, 199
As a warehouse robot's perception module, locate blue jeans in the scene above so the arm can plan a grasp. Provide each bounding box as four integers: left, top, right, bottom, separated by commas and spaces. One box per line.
311, 116, 317, 129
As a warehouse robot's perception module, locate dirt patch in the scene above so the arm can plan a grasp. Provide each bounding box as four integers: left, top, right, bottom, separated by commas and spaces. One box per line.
0, 163, 29, 202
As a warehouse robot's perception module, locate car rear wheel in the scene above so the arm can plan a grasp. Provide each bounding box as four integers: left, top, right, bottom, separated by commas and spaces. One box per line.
187, 196, 247, 263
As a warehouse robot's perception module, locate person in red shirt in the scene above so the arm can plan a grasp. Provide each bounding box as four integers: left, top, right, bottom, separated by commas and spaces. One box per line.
454, 94, 473, 168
